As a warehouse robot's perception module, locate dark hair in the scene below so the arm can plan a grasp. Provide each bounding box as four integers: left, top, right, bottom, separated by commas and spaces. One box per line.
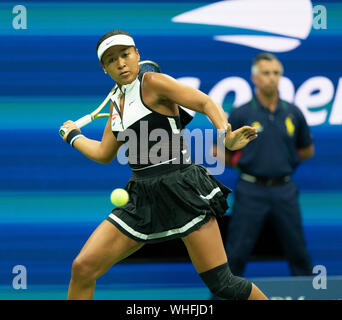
251, 52, 283, 74
96, 29, 133, 51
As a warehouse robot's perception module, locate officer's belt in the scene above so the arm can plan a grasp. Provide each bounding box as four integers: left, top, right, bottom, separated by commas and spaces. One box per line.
241, 173, 290, 186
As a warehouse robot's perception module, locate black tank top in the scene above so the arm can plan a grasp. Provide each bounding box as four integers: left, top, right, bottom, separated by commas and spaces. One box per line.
111, 70, 191, 172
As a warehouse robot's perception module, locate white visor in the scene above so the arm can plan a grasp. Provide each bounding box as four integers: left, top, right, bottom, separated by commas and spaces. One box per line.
97, 34, 135, 61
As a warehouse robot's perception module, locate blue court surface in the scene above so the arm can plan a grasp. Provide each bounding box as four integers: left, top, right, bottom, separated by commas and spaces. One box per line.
1, 191, 342, 300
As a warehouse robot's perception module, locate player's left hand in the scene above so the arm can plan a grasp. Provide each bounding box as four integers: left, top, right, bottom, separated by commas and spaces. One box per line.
224, 124, 258, 150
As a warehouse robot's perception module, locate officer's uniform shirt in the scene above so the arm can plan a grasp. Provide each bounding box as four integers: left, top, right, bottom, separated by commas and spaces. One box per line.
228, 95, 313, 178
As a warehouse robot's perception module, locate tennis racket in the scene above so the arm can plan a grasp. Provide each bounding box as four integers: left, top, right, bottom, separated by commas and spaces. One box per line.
59, 60, 161, 137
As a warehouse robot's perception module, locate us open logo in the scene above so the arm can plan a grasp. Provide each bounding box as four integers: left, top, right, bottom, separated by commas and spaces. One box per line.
172, 0, 326, 53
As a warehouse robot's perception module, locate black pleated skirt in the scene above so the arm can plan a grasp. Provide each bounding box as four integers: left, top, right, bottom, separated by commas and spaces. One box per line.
106, 163, 231, 243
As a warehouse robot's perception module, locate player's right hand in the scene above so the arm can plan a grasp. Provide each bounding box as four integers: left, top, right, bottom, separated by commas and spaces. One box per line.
59, 120, 80, 141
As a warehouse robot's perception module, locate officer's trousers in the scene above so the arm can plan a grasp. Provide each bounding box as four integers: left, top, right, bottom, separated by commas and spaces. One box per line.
225, 179, 312, 276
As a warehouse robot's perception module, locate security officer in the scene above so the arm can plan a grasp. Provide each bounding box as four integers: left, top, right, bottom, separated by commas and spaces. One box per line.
214, 52, 314, 277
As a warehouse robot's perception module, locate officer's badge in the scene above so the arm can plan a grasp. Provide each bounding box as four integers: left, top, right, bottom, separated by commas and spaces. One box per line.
285, 116, 295, 137
251, 121, 263, 133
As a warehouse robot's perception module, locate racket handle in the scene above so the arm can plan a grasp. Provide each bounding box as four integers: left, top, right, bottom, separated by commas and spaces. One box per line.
74, 114, 93, 128
59, 114, 93, 137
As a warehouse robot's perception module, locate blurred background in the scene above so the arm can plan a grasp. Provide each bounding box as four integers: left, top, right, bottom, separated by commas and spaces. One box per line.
0, 0, 341, 299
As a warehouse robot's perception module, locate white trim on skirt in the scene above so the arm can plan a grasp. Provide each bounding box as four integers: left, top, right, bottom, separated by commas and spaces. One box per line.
200, 187, 221, 200
108, 213, 207, 241
108, 186, 222, 241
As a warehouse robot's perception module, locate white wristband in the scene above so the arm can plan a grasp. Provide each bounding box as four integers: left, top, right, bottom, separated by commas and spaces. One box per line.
70, 134, 84, 147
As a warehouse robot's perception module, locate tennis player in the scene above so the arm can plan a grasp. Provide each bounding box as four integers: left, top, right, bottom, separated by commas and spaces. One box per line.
60, 30, 268, 300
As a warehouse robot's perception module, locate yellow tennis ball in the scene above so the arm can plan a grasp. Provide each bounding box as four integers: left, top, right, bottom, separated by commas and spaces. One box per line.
110, 188, 129, 207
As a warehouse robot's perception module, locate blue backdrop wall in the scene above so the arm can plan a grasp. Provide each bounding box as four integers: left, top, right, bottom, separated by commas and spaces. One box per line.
1, 0, 342, 191
1, 0, 342, 289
